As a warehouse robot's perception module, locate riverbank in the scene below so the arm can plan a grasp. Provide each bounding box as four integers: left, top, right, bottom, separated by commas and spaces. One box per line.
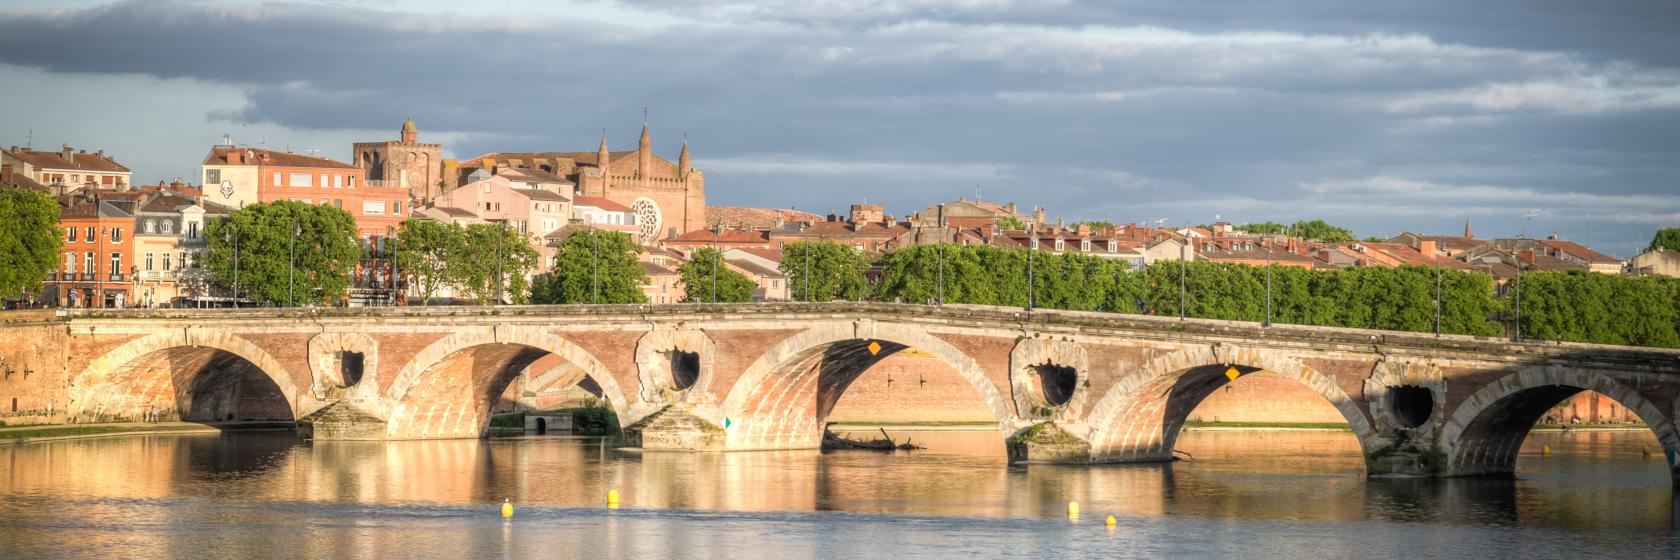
0, 421, 295, 445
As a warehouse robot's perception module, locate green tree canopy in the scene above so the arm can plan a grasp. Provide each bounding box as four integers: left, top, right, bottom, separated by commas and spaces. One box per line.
1234, 220, 1357, 242
392, 219, 464, 305
996, 215, 1026, 230
204, 200, 360, 306
875, 244, 1132, 310
1650, 228, 1680, 252
781, 241, 870, 301
0, 189, 63, 299
448, 223, 539, 304
532, 228, 647, 304
679, 247, 756, 303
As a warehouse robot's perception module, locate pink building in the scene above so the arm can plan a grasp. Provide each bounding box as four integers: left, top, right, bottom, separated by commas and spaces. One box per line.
428, 173, 572, 272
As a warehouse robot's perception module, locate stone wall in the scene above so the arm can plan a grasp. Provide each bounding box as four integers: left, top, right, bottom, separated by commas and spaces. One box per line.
827, 351, 995, 424
0, 314, 69, 424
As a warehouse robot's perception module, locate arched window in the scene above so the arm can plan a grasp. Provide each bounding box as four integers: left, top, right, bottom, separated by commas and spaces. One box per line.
144, 220, 156, 234
160, 220, 174, 234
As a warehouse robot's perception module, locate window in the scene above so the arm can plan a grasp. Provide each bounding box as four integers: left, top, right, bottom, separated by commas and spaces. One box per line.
84, 252, 95, 275
189, 252, 199, 269
392, 200, 402, 215
273, 172, 283, 186
162, 253, 172, 272
109, 253, 121, 278
67, 228, 76, 243
333, 175, 342, 188
1055, 239, 1065, 251
1108, 240, 1117, 253
1081, 239, 1091, 252
290, 173, 313, 187
346, 176, 356, 188
160, 221, 173, 235
206, 169, 221, 184
111, 227, 122, 243
482, 182, 492, 193
494, 202, 502, 212
145, 253, 154, 271
362, 201, 385, 215
70, 174, 80, 184
144, 220, 156, 234
187, 222, 199, 239
84, 227, 94, 243
335, 199, 343, 208
64, 253, 75, 273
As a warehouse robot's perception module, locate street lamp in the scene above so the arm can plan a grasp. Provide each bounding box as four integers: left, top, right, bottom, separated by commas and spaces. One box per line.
1026, 235, 1035, 311
288, 212, 298, 307
937, 243, 944, 306
1178, 226, 1186, 321
803, 244, 811, 302
711, 221, 721, 304
229, 221, 240, 307
495, 221, 506, 305
591, 223, 600, 304
387, 225, 399, 306
1434, 259, 1443, 336
1264, 233, 1273, 327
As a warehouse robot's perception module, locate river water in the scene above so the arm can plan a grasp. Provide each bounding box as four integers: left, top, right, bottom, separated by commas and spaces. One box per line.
0, 429, 1674, 559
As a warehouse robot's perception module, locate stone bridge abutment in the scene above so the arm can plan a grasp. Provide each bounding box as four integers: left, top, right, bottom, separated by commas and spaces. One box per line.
2, 303, 1673, 480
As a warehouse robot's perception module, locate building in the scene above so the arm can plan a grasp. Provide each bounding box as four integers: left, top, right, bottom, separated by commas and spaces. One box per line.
721, 248, 788, 301
1627, 247, 1680, 278
454, 121, 705, 244
572, 196, 641, 239
908, 197, 1040, 229
662, 227, 772, 252
47, 192, 137, 307
641, 248, 688, 304
131, 189, 233, 307
705, 206, 823, 231
2, 145, 132, 194
200, 145, 406, 237
352, 118, 445, 205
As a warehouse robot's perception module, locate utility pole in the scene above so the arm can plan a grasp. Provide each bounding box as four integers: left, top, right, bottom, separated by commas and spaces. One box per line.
495, 222, 505, 305
591, 226, 600, 304
711, 221, 720, 304
1434, 261, 1443, 336
1178, 234, 1186, 321
231, 223, 240, 306
803, 245, 811, 301
1026, 238, 1035, 311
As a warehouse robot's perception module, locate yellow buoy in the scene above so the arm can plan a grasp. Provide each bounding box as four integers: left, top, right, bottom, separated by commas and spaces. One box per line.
1104, 515, 1117, 527
500, 498, 513, 518
1066, 501, 1080, 518
607, 489, 621, 509
1541, 444, 1550, 456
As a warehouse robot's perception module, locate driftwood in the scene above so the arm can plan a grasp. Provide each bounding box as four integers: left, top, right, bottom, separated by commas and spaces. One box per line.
823, 426, 924, 451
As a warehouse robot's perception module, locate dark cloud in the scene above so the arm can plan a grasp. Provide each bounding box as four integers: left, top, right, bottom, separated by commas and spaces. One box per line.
0, 0, 1676, 256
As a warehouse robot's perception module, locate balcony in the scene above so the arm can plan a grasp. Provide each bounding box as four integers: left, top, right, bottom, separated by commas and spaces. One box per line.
365, 180, 404, 189
136, 270, 178, 282
107, 273, 124, 282
79, 273, 95, 281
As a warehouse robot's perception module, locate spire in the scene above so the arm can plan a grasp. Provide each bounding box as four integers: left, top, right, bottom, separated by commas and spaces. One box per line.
637, 119, 652, 178
1464, 219, 1473, 239
678, 135, 691, 177
597, 129, 611, 193
401, 117, 418, 145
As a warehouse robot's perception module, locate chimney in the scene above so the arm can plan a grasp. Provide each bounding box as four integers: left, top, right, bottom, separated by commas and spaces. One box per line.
227, 149, 242, 165
1032, 207, 1046, 225
1419, 240, 1438, 257
1005, 202, 1017, 214
1077, 222, 1090, 237
62, 144, 74, 163
1520, 249, 1536, 263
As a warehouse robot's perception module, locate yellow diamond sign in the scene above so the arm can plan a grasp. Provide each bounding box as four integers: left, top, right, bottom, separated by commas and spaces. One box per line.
1225, 366, 1241, 381
867, 341, 882, 356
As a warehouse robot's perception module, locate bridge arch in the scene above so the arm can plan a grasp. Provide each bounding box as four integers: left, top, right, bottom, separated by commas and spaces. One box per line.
1084, 345, 1381, 463
719, 321, 1015, 450
70, 330, 303, 422
384, 326, 630, 439
1440, 367, 1680, 477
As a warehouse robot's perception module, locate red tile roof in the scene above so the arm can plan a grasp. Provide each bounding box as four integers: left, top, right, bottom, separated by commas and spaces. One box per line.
573, 196, 632, 212
707, 206, 824, 230
6, 147, 130, 173
1539, 239, 1620, 263
202, 146, 357, 169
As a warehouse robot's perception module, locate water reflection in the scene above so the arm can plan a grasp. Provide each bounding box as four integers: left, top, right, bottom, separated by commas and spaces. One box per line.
1, 428, 1676, 556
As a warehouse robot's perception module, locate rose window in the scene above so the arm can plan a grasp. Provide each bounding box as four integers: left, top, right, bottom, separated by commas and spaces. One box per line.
633, 198, 662, 242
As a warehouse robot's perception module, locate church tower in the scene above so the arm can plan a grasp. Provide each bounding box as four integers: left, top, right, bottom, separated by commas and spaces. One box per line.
352, 117, 443, 205
637, 122, 652, 178
678, 137, 691, 178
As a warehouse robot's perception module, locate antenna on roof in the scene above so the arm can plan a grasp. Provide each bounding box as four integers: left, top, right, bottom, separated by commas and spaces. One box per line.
221, 134, 233, 147
1520, 209, 1541, 239
26, 129, 32, 150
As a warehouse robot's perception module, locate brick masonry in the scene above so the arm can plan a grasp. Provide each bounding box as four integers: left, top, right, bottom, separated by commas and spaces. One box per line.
3, 303, 1677, 478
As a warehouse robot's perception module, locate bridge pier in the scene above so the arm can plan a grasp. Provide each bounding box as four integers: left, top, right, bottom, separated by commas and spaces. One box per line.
1006, 422, 1093, 463
296, 401, 389, 440
622, 405, 727, 451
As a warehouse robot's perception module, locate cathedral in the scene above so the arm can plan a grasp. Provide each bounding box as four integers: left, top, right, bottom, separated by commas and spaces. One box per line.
353, 118, 444, 204
449, 122, 706, 243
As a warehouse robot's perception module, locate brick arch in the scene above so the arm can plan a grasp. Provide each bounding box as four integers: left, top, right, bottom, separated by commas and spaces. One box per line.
718, 321, 1015, 450
69, 330, 303, 421
1083, 345, 1380, 463
1440, 367, 1680, 477
383, 326, 629, 438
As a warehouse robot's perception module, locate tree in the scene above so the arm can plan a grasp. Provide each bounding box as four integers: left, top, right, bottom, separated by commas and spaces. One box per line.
532, 228, 647, 304
393, 220, 464, 305
679, 247, 757, 302
1235, 219, 1357, 242
996, 215, 1026, 230
1650, 228, 1680, 252
204, 200, 360, 306
448, 223, 538, 304
781, 241, 870, 301
0, 189, 63, 300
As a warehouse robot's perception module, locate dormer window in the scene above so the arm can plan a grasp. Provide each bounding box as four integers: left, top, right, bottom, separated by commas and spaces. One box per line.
1107, 240, 1117, 253
1055, 239, 1065, 251
1080, 239, 1090, 252
144, 220, 156, 234
160, 221, 173, 234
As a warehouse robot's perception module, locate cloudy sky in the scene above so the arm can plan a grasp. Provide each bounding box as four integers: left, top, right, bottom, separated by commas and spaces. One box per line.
1, 0, 1676, 256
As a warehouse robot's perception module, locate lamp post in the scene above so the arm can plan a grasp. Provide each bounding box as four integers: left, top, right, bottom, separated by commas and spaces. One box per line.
495, 221, 506, 305
803, 244, 811, 302
711, 221, 721, 304
591, 224, 600, 304
1178, 230, 1186, 321
937, 243, 944, 305
1264, 235, 1273, 327
1026, 236, 1036, 311
287, 212, 298, 307
387, 225, 399, 306
1434, 260, 1443, 336
229, 221, 240, 307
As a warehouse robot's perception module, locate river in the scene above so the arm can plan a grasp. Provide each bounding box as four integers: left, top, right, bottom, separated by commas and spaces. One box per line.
0, 429, 1674, 558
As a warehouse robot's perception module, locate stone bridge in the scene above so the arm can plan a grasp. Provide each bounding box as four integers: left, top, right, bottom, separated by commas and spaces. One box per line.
4, 303, 1679, 479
